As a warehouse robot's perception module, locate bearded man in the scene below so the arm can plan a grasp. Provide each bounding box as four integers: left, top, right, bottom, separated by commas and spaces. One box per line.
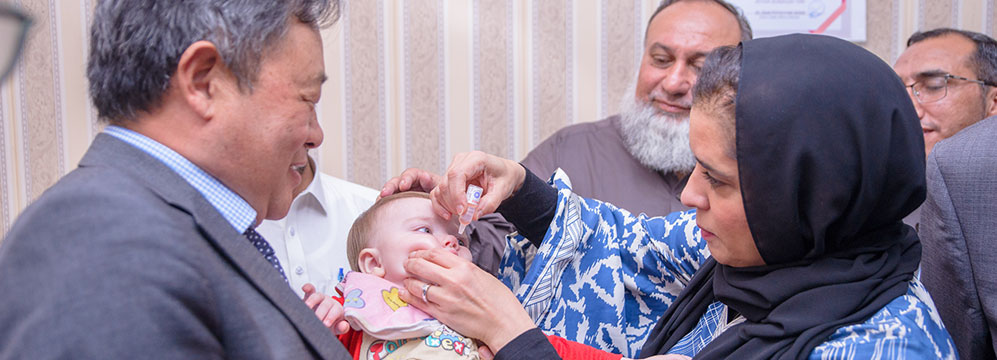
462, 0, 752, 274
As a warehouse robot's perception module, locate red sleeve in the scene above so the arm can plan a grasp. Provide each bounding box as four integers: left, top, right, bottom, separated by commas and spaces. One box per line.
546, 334, 623, 360
336, 329, 363, 360
332, 296, 363, 360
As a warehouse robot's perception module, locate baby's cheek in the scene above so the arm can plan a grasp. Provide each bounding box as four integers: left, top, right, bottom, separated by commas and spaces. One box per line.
457, 246, 472, 261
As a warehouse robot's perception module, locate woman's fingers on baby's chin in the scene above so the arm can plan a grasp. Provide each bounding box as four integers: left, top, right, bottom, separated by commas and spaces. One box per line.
407, 249, 455, 270
398, 279, 429, 308
424, 248, 471, 271
408, 249, 430, 259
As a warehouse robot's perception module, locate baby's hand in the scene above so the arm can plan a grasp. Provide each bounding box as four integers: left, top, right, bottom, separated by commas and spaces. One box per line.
477, 344, 494, 360
302, 283, 350, 334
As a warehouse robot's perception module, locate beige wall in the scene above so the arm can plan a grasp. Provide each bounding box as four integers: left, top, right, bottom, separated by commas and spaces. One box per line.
2, 0, 996, 239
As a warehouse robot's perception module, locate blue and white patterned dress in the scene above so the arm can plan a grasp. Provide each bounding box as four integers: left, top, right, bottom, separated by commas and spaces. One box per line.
498, 170, 957, 359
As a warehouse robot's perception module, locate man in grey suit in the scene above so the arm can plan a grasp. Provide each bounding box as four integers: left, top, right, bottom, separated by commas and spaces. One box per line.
0, 1, 351, 358
893, 28, 997, 228
894, 28, 997, 359
920, 115, 997, 360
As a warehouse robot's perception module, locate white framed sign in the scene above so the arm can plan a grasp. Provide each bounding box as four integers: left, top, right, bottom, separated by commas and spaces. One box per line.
728, 0, 867, 42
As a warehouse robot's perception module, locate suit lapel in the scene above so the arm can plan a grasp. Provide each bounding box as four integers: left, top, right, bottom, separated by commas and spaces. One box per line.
190, 201, 344, 358
80, 134, 345, 358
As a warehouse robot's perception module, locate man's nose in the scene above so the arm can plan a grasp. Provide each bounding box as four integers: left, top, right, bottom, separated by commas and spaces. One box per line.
911, 98, 926, 120
305, 115, 324, 149
659, 62, 694, 97
905, 87, 925, 120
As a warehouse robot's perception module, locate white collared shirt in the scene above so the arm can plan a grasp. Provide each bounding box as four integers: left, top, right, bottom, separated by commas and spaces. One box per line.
256, 170, 378, 298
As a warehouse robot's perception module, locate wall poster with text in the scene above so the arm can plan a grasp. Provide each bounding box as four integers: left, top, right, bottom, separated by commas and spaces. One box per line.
728, 0, 867, 42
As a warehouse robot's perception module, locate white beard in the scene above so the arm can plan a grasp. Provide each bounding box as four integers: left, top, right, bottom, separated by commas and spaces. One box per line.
618, 90, 695, 174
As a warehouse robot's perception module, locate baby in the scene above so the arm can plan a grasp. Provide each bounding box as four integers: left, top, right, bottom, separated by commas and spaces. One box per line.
294, 191, 476, 360
306, 192, 634, 360
341, 191, 477, 359
346, 192, 474, 287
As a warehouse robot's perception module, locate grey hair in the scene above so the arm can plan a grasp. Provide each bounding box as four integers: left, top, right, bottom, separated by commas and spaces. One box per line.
648, 0, 753, 42
907, 28, 997, 87
87, 0, 339, 124
692, 44, 742, 159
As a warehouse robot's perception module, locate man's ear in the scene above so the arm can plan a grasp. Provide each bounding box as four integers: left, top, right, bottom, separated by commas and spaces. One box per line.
174, 40, 232, 120
985, 86, 997, 118
357, 249, 385, 278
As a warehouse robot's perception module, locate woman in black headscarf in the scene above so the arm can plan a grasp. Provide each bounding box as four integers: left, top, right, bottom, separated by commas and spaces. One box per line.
390, 34, 957, 359
638, 33, 948, 359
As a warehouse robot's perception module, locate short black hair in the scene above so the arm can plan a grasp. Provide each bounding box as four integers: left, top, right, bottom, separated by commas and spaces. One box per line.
87, 0, 339, 124
907, 28, 997, 86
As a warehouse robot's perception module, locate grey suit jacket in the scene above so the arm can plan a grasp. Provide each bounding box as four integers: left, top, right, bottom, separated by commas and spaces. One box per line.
0, 134, 350, 359
920, 115, 997, 360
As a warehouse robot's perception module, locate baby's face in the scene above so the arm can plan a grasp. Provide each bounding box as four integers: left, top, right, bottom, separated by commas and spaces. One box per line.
367, 197, 472, 284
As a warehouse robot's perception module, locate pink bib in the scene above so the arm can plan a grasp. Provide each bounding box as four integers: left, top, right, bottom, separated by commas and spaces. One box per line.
337, 272, 442, 340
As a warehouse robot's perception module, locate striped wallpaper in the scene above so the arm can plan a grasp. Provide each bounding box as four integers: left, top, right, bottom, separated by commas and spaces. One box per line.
2, 0, 997, 240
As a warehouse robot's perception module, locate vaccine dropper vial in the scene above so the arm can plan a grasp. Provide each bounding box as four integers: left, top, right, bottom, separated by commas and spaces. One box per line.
458, 184, 483, 235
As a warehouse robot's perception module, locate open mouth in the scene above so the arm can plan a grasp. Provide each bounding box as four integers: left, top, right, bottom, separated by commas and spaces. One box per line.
291, 164, 307, 175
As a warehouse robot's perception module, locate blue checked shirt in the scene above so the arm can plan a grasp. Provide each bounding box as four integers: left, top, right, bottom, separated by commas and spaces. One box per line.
104, 126, 257, 233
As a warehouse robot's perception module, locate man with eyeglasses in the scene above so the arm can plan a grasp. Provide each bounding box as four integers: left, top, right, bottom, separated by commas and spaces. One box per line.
894, 28, 997, 360
894, 28, 997, 157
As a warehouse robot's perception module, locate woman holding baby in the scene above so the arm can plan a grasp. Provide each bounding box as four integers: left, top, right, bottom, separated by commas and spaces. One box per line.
385, 34, 957, 359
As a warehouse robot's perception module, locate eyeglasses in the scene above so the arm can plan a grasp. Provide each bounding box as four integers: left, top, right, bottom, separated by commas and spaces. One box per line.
905, 73, 997, 104
0, 4, 32, 83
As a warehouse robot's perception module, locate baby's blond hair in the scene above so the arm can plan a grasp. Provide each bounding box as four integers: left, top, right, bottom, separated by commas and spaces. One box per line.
346, 191, 431, 272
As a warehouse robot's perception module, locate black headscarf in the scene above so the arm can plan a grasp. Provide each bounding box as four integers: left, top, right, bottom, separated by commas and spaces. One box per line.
639, 34, 925, 359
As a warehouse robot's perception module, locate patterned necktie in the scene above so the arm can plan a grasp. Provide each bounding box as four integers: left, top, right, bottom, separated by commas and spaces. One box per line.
244, 228, 288, 283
